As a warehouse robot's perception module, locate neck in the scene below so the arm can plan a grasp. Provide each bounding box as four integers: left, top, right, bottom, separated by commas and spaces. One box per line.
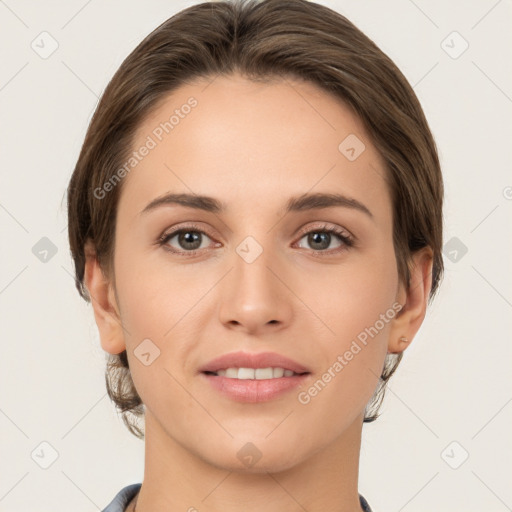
133, 409, 365, 512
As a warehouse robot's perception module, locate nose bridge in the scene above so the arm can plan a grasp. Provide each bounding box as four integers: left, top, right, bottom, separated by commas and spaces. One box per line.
218, 232, 291, 330
234, 233, 281, 302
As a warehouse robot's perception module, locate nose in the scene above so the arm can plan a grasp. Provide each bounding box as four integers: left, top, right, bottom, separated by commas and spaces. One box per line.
218, 239, 293, 335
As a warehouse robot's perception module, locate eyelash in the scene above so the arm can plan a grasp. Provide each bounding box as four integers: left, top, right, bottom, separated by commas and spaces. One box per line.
157, 222, 355, 257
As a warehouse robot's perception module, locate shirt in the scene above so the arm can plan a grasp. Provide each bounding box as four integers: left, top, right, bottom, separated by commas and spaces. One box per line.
101, 483, 374, 511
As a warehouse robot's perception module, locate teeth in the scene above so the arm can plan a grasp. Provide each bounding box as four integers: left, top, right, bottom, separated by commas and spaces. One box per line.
214, 367, 299, 379
273, 367, 285, 378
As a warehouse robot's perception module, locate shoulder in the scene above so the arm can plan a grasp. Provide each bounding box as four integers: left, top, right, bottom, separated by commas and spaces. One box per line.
359, 493, 374, 512
102, 483, 142, 512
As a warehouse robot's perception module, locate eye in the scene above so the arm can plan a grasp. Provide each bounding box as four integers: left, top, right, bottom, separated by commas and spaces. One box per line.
158, 223, 218, 255
295, 224, 354, 254
157, 222, 354, 257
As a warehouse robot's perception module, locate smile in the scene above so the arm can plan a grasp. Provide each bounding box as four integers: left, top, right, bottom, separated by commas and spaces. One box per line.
205, 367, 305, 379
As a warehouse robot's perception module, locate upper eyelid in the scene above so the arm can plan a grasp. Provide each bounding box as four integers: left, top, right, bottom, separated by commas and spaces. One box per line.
161, 221, 352, 238
295, 223, 352, 239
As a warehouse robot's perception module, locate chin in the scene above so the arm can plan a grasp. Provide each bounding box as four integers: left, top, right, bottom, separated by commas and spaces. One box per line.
202, 437, 308, 474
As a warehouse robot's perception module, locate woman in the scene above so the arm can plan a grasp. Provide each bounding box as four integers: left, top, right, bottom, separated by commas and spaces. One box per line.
66, 1, 444, 510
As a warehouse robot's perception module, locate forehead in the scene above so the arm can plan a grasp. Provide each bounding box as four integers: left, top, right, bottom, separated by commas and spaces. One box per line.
119, 73, 391, 223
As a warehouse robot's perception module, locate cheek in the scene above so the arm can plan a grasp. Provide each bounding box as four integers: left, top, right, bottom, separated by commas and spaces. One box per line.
295, 267, 397, 427
113, 248, 211, 393
299, 244, 399, 340
112, 253, 197, 410
113, 242, 197, 337
299, 243, 398, 397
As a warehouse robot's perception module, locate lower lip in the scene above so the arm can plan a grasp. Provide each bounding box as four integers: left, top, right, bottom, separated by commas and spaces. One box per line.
201, 372, 310, 402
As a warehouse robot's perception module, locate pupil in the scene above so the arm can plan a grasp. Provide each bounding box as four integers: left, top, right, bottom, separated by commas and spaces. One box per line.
309, 232, 329, 250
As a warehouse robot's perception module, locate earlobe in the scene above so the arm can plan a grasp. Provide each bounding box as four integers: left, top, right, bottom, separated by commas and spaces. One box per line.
387, 246, 434, 354
83, 241, 126, 355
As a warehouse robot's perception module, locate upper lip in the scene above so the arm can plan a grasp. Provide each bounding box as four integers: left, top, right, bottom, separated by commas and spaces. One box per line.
199, 351, 310, 374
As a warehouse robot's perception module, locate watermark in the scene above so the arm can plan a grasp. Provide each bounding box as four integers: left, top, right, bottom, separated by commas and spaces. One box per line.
440, 31, 469, 60
443, 236, 468, 263
440, 441, 469, 469
338, 133, 366, 161
297, 301, 402, 405
32, 236, 58, 263
134, 338, 161, 366
93, 96, 198, 200
31, 441, 59, 469
31, 31, 59, 59
237, 441, 263, 467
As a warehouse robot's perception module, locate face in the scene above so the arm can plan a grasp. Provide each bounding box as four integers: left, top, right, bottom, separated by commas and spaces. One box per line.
107, 73, 404, 472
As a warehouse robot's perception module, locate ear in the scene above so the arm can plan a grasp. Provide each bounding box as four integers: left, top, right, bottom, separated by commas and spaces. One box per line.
387, 246, 434, 354
83, 240, 127, 355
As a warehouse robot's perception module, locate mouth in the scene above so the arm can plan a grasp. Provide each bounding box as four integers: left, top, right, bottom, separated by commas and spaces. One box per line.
198, 351, 311, 401
198, 350, 310, 375
202, 367, 310, 379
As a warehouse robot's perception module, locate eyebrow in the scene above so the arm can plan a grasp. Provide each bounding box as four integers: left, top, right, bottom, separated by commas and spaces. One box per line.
140, 192, 373, 219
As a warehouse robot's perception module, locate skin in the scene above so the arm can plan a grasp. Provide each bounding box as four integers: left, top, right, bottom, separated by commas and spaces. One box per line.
84, 73, 433, 512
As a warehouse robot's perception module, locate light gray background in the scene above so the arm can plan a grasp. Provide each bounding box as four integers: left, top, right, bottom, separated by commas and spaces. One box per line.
1, 1, 511, 511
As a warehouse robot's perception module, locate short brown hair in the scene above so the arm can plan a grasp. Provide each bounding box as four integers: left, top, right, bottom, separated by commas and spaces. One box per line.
67, 0, 444, 438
